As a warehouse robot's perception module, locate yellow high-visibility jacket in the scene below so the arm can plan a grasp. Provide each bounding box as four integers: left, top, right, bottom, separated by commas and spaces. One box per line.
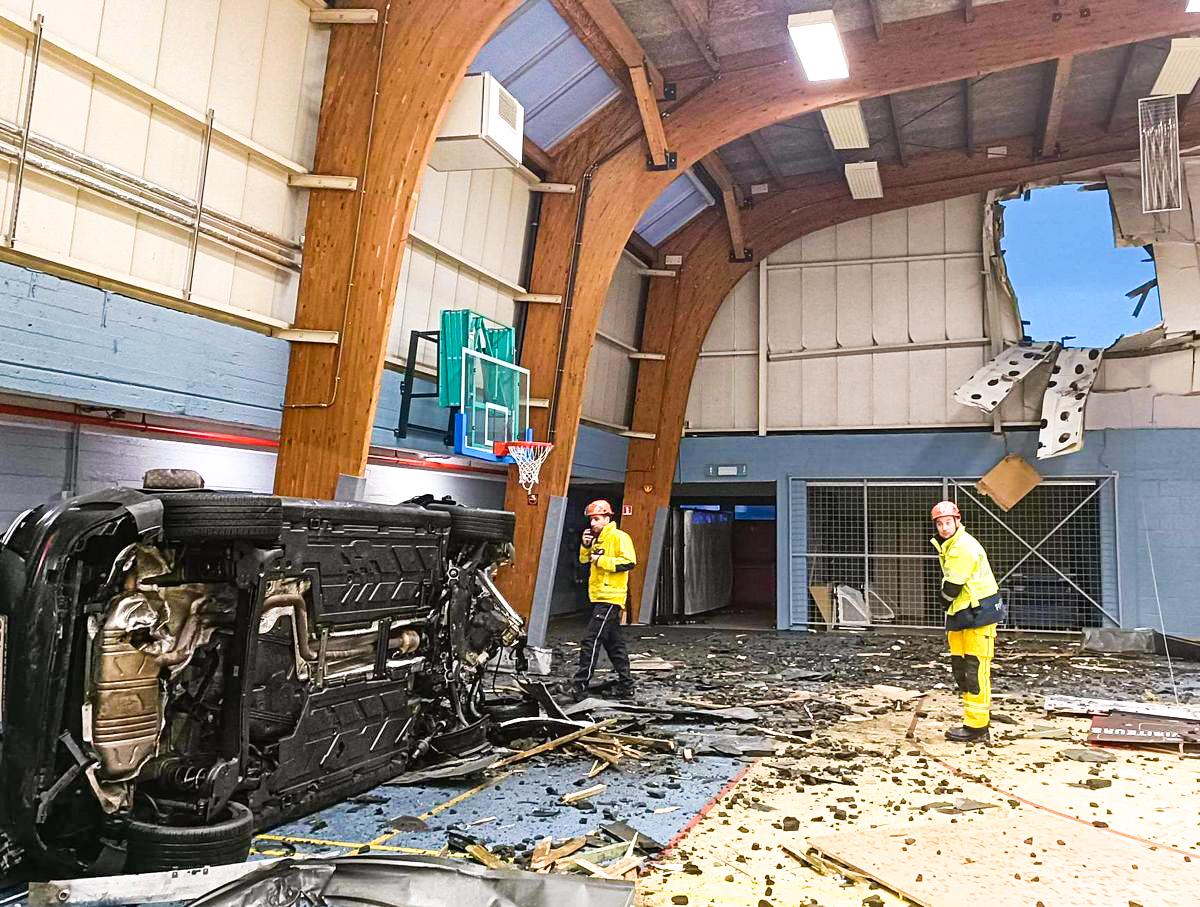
579, 520, 637, 608
932, 525, 1001, 629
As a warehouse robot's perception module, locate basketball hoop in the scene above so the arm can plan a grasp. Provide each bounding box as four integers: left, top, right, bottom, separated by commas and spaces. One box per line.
498, 440, 554, 504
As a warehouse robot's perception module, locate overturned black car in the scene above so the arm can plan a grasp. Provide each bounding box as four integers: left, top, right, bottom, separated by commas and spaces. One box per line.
0, 471, 526, 876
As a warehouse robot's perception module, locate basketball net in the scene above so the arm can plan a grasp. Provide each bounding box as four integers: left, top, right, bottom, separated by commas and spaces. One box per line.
505, 441, 554, 505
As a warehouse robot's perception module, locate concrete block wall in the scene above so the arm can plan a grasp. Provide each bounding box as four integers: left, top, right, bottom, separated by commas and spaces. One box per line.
678, 428, 1200, 636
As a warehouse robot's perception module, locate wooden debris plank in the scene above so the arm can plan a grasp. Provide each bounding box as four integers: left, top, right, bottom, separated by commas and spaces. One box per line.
490, 719, 616, 770
1044, 696, 1200, 722
571, 858, 610, 878
807, 810, 1198, 907
531, 836, 587, 870
464, 843, 505, 869
575, 742, 621, 765
597, 732, 676, 752
531, 836, 552, 867
670, 696, 728, 710
562, 783, 606, 805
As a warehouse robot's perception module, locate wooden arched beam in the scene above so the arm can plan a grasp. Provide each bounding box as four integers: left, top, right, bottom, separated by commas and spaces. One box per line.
274, 1, 523, 498
618, 124, 1200, 621
499, 0, 1195, 615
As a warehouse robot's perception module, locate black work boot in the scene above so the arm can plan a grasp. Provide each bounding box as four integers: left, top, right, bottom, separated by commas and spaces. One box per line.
945, 724, 990, 743
569, 682, 589, 703
611, 680, 636, 700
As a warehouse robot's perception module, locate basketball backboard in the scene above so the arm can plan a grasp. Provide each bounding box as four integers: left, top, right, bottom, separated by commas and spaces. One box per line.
453, 347, 531, 462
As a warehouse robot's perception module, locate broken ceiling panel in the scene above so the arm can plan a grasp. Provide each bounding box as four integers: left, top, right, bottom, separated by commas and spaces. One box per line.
1153, 242, 1200, 335
1106, 175, 1194, 246
1037, 348, 1104, 460
953, 342, 1057, 413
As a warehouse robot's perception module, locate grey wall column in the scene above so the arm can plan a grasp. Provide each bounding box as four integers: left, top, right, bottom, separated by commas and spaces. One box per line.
636, 505, 669, 625
526, 494, 569, 648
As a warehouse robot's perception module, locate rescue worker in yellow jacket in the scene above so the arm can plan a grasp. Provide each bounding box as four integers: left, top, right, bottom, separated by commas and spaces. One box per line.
571, 500, 637, 701
931, 500, 1004, 742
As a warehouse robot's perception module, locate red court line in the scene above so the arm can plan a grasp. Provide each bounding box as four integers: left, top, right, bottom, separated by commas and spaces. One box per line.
657, 758, 762, 858
924, 749, 1197, 860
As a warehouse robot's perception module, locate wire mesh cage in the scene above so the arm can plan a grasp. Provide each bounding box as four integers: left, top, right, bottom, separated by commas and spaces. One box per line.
804, 478, 1112, 631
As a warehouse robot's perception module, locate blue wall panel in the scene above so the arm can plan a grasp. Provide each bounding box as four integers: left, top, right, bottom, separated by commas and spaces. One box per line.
680, 429, 1200, 635
0, 263, 629, 482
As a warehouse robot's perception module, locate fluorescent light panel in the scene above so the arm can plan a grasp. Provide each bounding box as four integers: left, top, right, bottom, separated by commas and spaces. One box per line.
821, 102, 870, 149
844, 161, 883, 199
787, 10, 849, 81
1152, 37, 1200, 95
1189, 0, 1200, 11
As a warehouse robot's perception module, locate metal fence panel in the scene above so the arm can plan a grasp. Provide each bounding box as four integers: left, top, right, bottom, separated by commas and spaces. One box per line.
798, 477, 1114, 631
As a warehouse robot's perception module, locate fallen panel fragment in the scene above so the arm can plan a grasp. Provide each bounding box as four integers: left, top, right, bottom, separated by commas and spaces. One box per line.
189, 853, 635, 907
1037, 347, 1103, 459
1088, 712, 1200, 750
953, 342, 1057, 413
1044, 695, 1200, 722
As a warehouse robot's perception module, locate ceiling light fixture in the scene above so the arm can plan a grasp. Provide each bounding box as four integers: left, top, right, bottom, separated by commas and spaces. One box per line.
821, 101, 870, 149
1152, 37, 1200, 95
845, 161, 883, 199
787, 10, 849, 81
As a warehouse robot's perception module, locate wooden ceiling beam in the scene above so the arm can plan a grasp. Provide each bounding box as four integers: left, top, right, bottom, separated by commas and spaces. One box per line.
868, 0, 885, 40
553, 0, 673, 168
573, 0, 666, 97
749, 131, 786, 187
700, 152, 749, 259
664, 0, 719, 73
885, 94, 908, 166
1038, 55, 1075, 157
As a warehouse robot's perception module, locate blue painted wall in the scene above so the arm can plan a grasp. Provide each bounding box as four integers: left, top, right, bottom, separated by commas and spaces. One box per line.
679, 428, 1200, 636
0, 262, 628, 481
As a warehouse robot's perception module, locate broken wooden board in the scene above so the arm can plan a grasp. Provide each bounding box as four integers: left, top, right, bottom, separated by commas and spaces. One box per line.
807, 810, 1198, 907
809, 584, 835, 625
1045, 695, 1200, 722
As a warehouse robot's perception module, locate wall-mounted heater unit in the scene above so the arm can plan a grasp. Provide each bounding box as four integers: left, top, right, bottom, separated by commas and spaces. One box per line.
429, 73, 524, 172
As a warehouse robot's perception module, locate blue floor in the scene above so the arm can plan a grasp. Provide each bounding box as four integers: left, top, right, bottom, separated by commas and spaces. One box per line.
256, 749, 748, 860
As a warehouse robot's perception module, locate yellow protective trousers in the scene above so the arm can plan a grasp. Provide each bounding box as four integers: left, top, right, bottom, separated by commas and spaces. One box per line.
947, 623, 995, 729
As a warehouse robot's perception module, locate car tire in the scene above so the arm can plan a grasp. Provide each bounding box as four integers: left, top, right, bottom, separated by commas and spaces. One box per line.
125, 801, 254, 872
427, 504, 515, 543
158, 493, 282, 542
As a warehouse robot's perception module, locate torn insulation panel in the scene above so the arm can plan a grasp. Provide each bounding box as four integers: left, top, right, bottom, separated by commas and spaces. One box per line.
1037, 348, 1104, 459
953, 342, 1058, 413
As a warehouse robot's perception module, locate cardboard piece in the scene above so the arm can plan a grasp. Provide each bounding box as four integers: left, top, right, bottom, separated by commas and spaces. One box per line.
975, 453, 1041, 511
809, 584, 835, 625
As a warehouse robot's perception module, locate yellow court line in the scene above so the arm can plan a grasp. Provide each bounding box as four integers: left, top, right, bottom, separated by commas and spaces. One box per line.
253, 832, 440, 855
367, 771, 512, 847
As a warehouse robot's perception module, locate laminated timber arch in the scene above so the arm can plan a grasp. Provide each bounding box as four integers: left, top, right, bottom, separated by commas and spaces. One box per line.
499, 0, 1199, 616
274, 0, 523, 498
618, 124, 1200, 622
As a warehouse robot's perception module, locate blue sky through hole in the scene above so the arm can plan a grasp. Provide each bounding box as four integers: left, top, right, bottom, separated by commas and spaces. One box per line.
1000, 184, 1162, 348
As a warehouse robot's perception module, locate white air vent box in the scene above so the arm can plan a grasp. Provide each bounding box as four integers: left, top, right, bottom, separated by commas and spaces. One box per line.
429, 73, 524, 172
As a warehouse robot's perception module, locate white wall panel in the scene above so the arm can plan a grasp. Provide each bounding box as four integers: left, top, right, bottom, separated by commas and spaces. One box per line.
389, 164, 533, 374
0, 1, 328, 326
583, 254, 646, 428
689, 195, 993, 432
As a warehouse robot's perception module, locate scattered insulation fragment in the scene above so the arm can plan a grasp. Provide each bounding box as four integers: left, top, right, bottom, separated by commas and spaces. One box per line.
1037, 348, 1103, 459
953, 342, 1058, 413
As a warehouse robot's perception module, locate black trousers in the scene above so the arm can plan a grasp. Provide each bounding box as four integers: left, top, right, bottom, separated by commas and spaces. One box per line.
573, 603, 632, 686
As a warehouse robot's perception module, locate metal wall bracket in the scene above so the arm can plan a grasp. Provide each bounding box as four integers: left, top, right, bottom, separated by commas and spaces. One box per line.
730, 247, 754, 263
661, 82, 677, 101
310, 9, 378, 24
288, 174, 358, 190
647, 151, 678, 171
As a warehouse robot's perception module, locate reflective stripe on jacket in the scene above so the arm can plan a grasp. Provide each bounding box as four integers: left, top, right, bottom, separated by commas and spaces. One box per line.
579, 521, 637, 607
932, 526, 1000, 627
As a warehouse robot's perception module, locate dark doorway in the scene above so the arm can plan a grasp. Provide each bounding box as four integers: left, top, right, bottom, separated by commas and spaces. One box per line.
655, 498, 777, 629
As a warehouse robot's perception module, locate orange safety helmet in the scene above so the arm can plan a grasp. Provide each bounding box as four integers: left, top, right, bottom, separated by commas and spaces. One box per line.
585, 500, 614, 518
930, 500, 961, 521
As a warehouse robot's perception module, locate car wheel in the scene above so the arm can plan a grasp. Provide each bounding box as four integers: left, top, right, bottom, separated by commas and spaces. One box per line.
158, 493, 283, 542
125, 801, 254, 872
427, 504, 515, 543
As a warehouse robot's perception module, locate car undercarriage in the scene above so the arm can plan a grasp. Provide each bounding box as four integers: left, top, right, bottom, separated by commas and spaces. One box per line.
0, 472, 526, 876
